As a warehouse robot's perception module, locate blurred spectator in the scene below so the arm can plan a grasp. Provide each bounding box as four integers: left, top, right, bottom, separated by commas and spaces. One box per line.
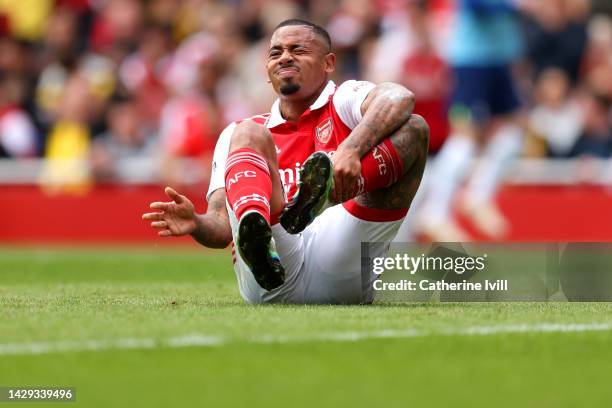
522, 0, 590, 83
398, 1, 450, 154
40, 74, 95, 194
365, 0, 413, 83
40, 6, 80, 65
159, 52, 224, 188
147, 0, 181, 28
90, 0, 144, 52
0, 0, 54, 41
91, 97, 158, 182
528, 68, 583, 157
417, 0, 526, 241
33, 7, 81, 129
119, 24, 172, 128
35, 53, 115, 132
326, 0, 378, 81
34, 6, 114, 129
164, 30, 217, 95
581, 14, 612, 98
174, 0, 212, 40
0, 36, 32, 77
0, 75, 37, 158
0, 0, 607, 197
571, 90, 612, 158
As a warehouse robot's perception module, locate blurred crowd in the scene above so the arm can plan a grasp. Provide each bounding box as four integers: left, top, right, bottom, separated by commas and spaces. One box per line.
0, 0, 611, 192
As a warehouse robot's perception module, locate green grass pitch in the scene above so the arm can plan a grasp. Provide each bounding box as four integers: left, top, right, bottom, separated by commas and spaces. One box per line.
1, 246, 612, 407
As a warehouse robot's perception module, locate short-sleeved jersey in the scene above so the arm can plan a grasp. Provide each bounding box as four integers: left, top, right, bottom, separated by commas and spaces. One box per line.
207, 80, 375, 202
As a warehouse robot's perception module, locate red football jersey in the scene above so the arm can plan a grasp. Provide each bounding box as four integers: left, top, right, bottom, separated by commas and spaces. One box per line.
207, 80, 375, 203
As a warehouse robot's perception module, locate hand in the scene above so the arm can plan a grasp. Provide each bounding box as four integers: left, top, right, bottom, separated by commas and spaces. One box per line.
142, 187, 197, 237
331, 146, 361, 203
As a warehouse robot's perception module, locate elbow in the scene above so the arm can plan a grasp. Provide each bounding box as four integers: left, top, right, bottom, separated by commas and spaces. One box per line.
210, 239, 231, 249
221, 234, 233, 249
212, 230, 233, 249
199, 234, 231, 249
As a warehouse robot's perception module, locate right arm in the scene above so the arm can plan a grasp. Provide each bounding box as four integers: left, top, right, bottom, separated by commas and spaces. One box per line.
142, 187, 232, 249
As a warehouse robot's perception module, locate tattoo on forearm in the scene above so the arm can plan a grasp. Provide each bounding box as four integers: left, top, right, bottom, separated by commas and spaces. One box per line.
342, 84, 414, 157
191, 191, 231, 248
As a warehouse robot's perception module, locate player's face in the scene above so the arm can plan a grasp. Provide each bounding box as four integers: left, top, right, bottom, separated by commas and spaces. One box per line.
267, 25, 335, 100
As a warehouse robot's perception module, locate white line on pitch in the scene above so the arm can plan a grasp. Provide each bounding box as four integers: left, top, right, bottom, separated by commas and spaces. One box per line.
1, 322, 611, 356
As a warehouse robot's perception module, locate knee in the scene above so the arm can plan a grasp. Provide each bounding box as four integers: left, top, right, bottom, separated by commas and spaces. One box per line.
391, 114, 430, 157
230, 120, 275, 154
406, 114, 430, 150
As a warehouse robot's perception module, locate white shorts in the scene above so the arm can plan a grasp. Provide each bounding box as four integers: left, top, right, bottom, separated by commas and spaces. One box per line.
228, 201, 407, 304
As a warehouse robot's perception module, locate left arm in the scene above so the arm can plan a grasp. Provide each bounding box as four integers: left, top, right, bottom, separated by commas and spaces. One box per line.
332, 82, 415, 202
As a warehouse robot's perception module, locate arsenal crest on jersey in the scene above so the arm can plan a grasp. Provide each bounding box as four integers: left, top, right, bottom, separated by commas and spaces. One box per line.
315, 118, 333, 145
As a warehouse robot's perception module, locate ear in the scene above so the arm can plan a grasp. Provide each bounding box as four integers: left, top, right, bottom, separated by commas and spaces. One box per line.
324, 52, 336, 74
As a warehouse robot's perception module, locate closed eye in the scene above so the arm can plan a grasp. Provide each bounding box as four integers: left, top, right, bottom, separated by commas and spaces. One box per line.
291, 45, 308, 53
268, 44, 309, 59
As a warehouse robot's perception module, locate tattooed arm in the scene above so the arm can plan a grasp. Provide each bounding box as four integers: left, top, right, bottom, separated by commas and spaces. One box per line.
191, 189, 232, 248
332, 82, 415, 202
143, 187, 232, 249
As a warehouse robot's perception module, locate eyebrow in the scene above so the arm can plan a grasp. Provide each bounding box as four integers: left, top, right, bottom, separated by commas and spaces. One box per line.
269, 43, 308, 52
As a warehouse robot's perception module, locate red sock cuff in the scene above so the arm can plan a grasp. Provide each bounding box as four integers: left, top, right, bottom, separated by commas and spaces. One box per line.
225, 148, 270, 176
358, 138, 405, 195
378, 138, 404, 186
224, 148, 272, 223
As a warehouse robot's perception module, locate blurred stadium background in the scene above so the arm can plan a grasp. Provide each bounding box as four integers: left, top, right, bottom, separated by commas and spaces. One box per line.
0, 0, 611, 244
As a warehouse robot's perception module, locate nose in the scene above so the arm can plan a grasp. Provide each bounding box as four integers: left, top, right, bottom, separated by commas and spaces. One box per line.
278, 48, 293, 66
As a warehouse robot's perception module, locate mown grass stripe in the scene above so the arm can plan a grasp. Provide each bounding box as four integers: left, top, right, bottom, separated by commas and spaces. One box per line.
1, 322, 611, 356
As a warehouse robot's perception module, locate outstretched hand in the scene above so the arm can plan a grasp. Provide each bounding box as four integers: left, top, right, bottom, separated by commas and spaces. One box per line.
142, 187, 197, 237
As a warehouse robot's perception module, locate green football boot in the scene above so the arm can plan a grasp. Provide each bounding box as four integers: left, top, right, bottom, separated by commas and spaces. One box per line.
280, 151, 334, 234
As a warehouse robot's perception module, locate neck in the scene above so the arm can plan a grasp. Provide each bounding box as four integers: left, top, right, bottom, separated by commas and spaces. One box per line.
279, 81, 329, 122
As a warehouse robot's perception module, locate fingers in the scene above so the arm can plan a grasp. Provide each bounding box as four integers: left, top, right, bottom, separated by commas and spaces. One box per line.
341, 176, 356, 203
149, 187, 184, 212
151, 200, 175, 211
165, 186, 183, 204
332, 172, 342, 203
142, 212, 164, 221
150, 221, 167, 229
150, 220, 173, 237
148, 218, 170, 232
330, 188, 339, 204
143, 212, 173, 237
332, 170, 357, 203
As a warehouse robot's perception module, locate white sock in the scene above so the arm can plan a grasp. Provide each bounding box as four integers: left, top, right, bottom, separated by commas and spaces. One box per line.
466, 124, 523, 203
421, 135, 476, 224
